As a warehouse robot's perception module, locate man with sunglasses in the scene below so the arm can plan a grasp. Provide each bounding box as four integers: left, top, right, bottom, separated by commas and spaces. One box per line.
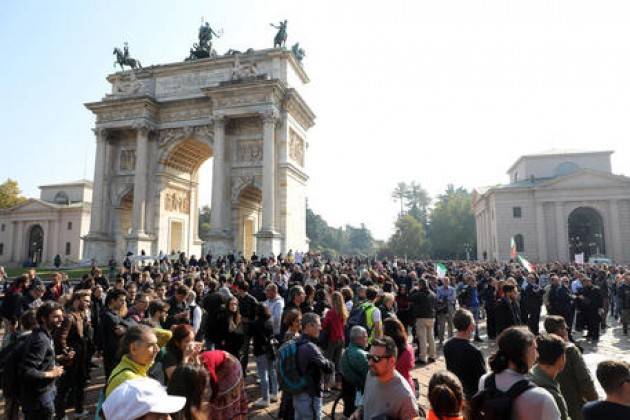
350, 336, 419, 420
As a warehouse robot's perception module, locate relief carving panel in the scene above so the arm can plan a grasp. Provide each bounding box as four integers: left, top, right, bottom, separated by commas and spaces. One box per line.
119, 149, 136, 172
236, 139, 263, 163
164, 189, 190, 213
289, 129, 305, 167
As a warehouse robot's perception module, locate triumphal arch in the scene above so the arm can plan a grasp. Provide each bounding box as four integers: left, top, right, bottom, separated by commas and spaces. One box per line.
83, 48, 314, 262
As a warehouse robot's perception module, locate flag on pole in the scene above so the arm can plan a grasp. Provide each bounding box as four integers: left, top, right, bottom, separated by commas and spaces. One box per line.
517, 255, 534, 272
436, 262, 447, 279
510, 237, 517, 259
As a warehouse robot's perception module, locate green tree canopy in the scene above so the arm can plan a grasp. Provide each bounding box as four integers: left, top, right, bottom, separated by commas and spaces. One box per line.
427, 184, 476, 259
0, 179, 27, 209
388, 214, 428, 259
306, 207, 376, 256
198, 205, 211, 241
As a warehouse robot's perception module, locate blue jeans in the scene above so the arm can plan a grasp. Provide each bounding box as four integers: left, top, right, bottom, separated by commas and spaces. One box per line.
255, 354, 278, 400
293, 393, 322, 420
471, 306, 481, 338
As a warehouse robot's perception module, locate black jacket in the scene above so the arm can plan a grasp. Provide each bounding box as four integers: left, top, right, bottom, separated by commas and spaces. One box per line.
495, 297, 521, 334
522, 283, 545, 314
548, 285, 572, 317
19, 327, 57, 404
409, 288, 437, 319
296, 335, 334, 397
100, 308, 124, 364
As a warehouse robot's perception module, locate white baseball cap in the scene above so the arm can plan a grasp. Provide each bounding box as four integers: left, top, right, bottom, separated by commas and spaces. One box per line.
103, 377, 186, 420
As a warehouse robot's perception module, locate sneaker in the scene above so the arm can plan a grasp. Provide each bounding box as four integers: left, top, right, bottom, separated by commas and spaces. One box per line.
270, 393, 278, 402
253, 398, 270, 408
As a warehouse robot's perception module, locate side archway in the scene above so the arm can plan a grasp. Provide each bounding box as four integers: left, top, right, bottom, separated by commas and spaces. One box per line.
568, 207, 605, 261
27, 224, 44, 264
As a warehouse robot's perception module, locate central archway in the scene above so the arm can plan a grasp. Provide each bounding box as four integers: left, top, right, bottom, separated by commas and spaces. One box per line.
235, 184, 262, 258
568, 207, 605, 261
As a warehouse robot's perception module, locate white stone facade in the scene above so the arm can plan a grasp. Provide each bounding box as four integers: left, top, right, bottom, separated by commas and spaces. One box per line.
0, 181, 92, 266
83, 49, 315, 263
473, 150, 630, 263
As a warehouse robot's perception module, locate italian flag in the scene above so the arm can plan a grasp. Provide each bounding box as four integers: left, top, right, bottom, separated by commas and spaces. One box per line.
436, 262, 447, 279
510, 237, 517, 258
518, 255, 534, 272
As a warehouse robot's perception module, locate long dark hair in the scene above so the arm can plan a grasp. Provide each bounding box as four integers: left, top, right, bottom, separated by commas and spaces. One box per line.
489, 326, 535, 374
383, 317, 408, 357
166, 324, 194, 361
167, 364, 210, 420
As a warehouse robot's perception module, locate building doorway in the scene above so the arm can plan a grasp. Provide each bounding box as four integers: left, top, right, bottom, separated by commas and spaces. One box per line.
169, 220, 184, 254
27, 224, 44, 265
568, 207, 606, 261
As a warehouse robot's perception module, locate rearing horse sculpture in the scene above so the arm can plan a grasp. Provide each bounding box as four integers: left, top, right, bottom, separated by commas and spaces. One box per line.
113, 47, 142, 71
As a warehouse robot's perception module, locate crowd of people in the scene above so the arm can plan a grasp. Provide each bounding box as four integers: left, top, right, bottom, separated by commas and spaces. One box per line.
0, 252, 629, 419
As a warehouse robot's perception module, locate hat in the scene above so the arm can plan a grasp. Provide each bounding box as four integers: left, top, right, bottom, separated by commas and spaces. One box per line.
102, 377, 186, 420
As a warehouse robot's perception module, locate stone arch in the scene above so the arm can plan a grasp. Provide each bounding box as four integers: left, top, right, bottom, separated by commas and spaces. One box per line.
231, 175, 263, 205
568, 206, 606, 261
159, 137, 213, 175
111, 184, 135, 208
27, 224, 44, 264
233, 183, 262, 258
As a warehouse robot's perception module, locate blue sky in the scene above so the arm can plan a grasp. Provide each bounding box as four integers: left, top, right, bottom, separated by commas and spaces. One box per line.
3, 1, 630, 240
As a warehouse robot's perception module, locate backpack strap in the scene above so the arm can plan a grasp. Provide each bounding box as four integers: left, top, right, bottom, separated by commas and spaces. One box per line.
505, 379, 536, 400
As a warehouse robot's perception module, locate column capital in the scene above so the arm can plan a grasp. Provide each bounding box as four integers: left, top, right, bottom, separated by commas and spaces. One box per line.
132, 121, 153, 136
212, 114, 227, 127
261, 110, 279, 125
92, 127, 109, 142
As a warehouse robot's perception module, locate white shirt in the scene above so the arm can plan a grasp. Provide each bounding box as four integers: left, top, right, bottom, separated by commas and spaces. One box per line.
264, 296, 285, 335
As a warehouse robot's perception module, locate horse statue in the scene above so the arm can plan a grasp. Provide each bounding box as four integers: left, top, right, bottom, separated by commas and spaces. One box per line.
270, 20, 288, 48
113, 45, 142, 71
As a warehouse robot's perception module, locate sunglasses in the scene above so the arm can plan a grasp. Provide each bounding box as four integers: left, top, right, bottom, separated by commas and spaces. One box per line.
367, 354, 392, 363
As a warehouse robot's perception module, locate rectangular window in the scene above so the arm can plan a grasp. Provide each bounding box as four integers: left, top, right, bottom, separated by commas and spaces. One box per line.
513, 207, 522, 218
67, 221, 72, 230
0, 243, 3, 255
1, 224, 5, 232
65, 242, 71, 255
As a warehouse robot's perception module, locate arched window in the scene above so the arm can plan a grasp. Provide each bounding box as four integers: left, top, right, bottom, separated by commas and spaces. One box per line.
53, 191, 70, 205
514, 234, 524, 252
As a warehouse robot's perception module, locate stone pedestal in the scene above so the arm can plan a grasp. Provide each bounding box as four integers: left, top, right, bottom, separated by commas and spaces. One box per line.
83, 233, 115, 264
256, 230, 282, 258
125, 233, 154, 256
205, 230, 233, 256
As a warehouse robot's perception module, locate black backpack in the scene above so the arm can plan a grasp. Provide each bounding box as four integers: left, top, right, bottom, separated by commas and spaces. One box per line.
469, 374, 535, 420
0, 333, 30, 399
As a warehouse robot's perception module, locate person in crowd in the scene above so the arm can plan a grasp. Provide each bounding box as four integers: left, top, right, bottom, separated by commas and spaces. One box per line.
186, 290, 203, 336
577, 277, 604, 341
53, 290, 92, 420
531, 333, 571, 420
619, 273, 630, 335
522, 273, 545, 335
277, 308, 302, 420
100, 288, 129, 378
436, 276, 457, 344
547, 275, 574, 338
146, 299, 169, 328
235, 279, 258, 372
427, 370, 466, 420
1, 275, 29, 346
458, 274, 483, 342
167, 364, 210, 420
215, 296, 244, 357
19, 301, 65, 420
103, 377, 186, 420
165, 285, 190, 329
475, 326, 560, 420
544, 315, 598, 420
582, 360, 630, 419
340, 326, 369, 418
378, 292, 397, 320
322, 291, 348, 390
443, 308, 487, 400
201, 279, 227, 349
483, 277, 498, 340
383, 317, 416, 394
125, 292, 150, 323
201, 350, 249, 419
495, 283, 521, 335
251, 303, 278, 408
350, 336, 419, 420
105, 325, 160, 397
161, 324, 200, 383
410, 277, 437, 364
264, 282, 285, 339
44, 272, 69, 302
292, 312, 335, 419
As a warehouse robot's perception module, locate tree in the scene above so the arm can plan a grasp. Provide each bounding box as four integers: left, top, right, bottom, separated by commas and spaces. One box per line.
306, 207, 376, 256
0, 179, 27, 209
391, 182, 408, 217
405, 181, 431, 228
388, 214, 428, 259
427, 184, 476, 259
198, 205, 211, 241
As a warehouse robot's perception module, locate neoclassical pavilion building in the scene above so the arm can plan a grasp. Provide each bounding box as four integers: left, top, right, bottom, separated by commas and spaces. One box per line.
473, 150, 630, 263
83, 48, 315, 263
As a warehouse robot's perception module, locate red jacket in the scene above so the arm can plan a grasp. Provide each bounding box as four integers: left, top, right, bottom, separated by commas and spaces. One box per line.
322, 309, 345, 343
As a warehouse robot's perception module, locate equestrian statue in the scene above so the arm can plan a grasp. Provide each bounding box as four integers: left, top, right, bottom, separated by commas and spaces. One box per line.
113, 42, 142, 71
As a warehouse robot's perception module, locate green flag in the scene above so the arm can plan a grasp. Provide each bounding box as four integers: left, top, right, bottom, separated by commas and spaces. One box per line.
436, 262, 447, 279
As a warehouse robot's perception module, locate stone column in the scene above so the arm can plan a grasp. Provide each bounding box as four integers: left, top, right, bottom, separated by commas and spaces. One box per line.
609, 199, 622, 262
41, 220, 50, 263
89, 128, 107, 234
555, 202, 566, 261
536, 202, 547, 262
210, 116, 226, 232
261, 112, 277, 232
131, 123, 150, 235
